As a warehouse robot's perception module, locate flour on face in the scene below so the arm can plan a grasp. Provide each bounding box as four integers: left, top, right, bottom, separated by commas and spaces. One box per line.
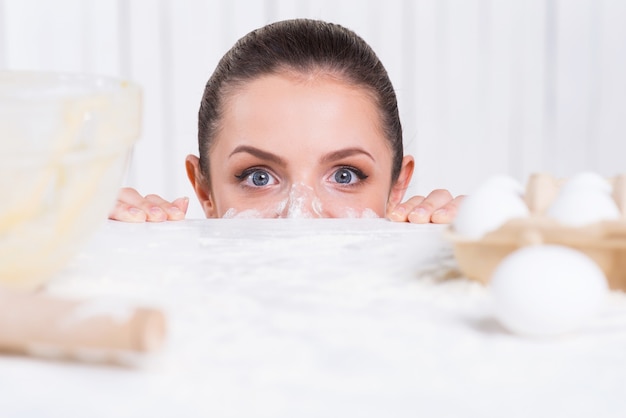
223, 208, 263, 218
278, 183, 324, 218
360, 208, 379, 218
222, 185, 377, 219
341, 207, 380, 219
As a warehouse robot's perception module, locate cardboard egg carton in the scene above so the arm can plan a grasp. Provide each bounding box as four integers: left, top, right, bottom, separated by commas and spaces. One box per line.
447, 173, 626, 291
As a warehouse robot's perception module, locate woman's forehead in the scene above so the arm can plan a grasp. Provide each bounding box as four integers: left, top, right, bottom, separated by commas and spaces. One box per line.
220, 72, 385, 138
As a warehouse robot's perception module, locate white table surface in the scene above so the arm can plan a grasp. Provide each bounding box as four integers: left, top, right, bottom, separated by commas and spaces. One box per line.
2, 219, 626, 418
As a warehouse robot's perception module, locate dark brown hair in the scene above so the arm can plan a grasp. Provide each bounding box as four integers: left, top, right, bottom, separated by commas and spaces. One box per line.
198, 18, 403, 182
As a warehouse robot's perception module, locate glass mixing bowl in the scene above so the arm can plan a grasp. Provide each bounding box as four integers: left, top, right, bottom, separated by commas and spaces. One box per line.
0, 71, 142, 290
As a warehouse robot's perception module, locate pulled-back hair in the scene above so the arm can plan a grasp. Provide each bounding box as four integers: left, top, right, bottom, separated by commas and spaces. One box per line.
198, 18, 403, 182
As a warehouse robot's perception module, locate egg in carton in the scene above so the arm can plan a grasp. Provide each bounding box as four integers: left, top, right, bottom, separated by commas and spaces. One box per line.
447, 172, 626, 291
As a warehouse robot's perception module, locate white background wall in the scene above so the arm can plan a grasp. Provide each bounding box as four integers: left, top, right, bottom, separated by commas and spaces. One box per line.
1, 0, 624, 218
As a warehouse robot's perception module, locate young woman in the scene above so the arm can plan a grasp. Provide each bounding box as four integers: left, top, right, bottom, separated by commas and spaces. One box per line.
109, 18, 463, 223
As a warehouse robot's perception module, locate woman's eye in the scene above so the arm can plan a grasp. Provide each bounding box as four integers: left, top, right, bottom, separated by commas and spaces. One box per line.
332, 167, 366, 185
250, 171, 271, 186
236, 169, 277, 187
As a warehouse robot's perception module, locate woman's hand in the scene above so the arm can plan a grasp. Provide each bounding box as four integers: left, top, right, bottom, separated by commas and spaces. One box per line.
388, 189, 464, 224
108, 187, 189, 222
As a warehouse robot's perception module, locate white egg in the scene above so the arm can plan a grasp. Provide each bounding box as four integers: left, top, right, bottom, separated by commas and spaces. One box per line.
547, 188, 620, 227
561, 171, 613, 195
490, 245, 608, 337
453, 175, 530, 239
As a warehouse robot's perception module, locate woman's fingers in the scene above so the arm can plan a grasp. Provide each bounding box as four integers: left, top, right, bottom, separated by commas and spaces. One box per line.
143, 194, 183, 221
108, 188, 148, 222
108, 187, 189, 222
172, 197, 190, 218
108, 200, 148, 222
388, 195, 425, 222
388, 189, 463, 224
430, 194, 465, 224
406, 189, 453, 223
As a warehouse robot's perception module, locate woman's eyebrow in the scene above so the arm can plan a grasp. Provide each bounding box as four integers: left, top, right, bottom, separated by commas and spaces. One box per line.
320, 148, 376, 163
229, 145, 286, 166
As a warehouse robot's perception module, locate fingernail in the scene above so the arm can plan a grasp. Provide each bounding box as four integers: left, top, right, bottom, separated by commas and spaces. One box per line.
409, 208, 428, 223
391, 206, 407, 219
129, 207, 143, 216
432, 208, 450, 224
150, 207, 164, 217
168, 206, 182, 215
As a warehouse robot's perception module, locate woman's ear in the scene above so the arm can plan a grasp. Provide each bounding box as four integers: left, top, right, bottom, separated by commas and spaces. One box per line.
185, 155, 217, 218
387, 155, 414, 210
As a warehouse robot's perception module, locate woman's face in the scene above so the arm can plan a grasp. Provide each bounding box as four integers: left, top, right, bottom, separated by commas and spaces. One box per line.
187, 72, 414, 218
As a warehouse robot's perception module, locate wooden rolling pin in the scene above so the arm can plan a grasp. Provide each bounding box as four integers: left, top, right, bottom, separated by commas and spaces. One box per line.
0, 290, 166, 365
